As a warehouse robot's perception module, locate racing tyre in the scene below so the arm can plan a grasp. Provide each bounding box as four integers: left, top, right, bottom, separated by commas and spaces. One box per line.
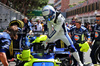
15, 60, 26, 66
95, 46, 100, 63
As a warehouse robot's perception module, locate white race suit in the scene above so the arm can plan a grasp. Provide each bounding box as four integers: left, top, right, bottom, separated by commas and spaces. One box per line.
44, 12, 83, 66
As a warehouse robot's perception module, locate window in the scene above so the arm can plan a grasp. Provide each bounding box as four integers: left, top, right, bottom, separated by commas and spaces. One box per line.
67, 12, 69, 16
78, 9, 80, 14
69, 11, 71, 16
92, 3, 94, 11
88, 5, 91, 12
74, 10, 75, 15
75, 9, 76, 14
90, 4, 92, 11
66, 12, 68, 17
71, 11, 72, 15
73, 10, 74, 15
82, 7, 84, 13
77, 9, 78, 14
80, 8, 82, 14
98, 1, 100, 10
68, 12, 69, 16
96, 2, 99, 10
85, 6, 87, 12
72, 10, 74, 15
68, 11, 70, 16
79, 8, 80, 14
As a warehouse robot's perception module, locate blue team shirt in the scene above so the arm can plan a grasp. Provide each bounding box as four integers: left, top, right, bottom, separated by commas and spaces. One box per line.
92, 24, 100, 41
70, 26, 90, 44
23, 21, 33, 33
0, 32, 11, 49
28, 21, 33, 31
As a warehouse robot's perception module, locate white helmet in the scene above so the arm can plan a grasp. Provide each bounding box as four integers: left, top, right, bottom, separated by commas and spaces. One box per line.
42, 5, 56, 21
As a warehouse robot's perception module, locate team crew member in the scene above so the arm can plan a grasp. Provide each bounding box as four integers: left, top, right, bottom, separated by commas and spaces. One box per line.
69, 20, 91, 65
90, 14, 100, 64
42, 5, 83, 66
0, 25, 18, 66
22, 17, 33, 37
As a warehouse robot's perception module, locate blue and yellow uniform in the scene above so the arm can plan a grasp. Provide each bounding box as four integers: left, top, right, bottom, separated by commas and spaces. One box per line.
70, 26, 90, 44
70, 26, 90, 65
0, 32, 11, 53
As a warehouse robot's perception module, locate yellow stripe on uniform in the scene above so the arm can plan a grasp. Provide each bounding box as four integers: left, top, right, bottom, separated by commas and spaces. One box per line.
9, 40, 13, 56
81, 34, 84, 41
60, 40, 64, 48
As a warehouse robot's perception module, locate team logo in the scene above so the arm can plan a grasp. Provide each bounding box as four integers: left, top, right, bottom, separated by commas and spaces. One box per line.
74, 35, 79, 41
95, 32, 99, 38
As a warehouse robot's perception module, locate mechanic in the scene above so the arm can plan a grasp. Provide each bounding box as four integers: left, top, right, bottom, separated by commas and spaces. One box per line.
90, 14, 100, 64
0, 25, 18, 66
69, 20, 91, 65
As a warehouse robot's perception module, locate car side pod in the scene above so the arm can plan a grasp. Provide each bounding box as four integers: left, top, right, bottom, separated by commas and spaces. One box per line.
24, 59, 61, 66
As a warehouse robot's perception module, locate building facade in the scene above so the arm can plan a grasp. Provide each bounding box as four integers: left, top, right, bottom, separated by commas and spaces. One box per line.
66, 0, 99, 24
54, 0, 69, 12
69, 0, 85, 5
54, 0, 100, 24
54, 0, 84, 12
